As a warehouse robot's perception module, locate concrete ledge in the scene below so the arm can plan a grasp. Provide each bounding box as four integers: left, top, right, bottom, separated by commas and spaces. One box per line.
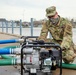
0, 32, 21, 38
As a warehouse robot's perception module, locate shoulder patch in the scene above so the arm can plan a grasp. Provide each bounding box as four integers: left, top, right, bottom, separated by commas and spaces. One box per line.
66, 25, 72, 31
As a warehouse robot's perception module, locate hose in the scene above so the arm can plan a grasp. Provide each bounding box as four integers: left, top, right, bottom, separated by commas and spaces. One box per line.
61, 63, 76, 70
1, 55, 16, 59
1, 45, 76, 69
0, 46, 19, 59
0, 39, 24, 44
0, 59, 16, 66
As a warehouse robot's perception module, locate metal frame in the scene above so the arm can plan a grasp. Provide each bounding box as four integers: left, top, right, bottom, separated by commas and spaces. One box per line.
20, 36, 62, 75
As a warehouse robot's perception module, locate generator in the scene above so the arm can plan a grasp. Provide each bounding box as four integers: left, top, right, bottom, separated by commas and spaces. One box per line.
20, 36, 62, 75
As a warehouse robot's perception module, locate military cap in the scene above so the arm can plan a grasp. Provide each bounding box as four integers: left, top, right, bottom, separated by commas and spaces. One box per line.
46, 6, 56, 17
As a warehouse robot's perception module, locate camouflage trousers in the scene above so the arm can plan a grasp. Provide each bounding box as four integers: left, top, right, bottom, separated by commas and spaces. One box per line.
44, 38, 76, 63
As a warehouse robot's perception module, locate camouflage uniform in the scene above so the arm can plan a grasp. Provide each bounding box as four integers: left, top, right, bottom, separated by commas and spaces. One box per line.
38, 6, 76, 63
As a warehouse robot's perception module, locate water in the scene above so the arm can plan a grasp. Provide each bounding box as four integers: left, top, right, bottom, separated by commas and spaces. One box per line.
0, 27, 42, 36
0, 27, 76, 44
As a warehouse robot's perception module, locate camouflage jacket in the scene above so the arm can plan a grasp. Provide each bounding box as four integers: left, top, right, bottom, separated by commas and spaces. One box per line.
38, 17, 73, 49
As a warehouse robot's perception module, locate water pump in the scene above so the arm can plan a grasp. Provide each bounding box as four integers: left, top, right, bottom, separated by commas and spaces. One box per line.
20, 36, 62, 75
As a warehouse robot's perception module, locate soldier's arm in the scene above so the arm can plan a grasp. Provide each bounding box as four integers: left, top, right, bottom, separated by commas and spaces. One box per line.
61, 21, 73, 49
38, 21, 48, 41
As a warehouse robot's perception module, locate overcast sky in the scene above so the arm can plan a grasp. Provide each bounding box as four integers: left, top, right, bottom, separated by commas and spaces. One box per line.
0, 0, 76, 22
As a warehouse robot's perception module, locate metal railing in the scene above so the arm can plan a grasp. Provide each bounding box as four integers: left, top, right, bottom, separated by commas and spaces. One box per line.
0, 18, 34, 36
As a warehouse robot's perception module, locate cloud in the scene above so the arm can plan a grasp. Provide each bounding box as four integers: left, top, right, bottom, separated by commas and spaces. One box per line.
0, 0, 50, 8
0, 0, 76, 21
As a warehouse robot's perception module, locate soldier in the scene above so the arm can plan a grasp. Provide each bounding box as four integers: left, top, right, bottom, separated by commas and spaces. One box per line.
38, 6, 76, 63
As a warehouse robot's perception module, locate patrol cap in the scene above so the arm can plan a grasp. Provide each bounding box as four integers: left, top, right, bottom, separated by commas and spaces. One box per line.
46, 6, 56, 17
